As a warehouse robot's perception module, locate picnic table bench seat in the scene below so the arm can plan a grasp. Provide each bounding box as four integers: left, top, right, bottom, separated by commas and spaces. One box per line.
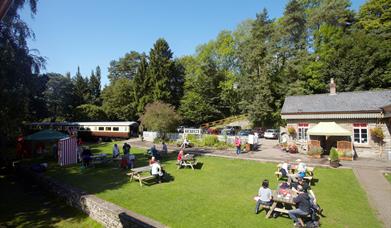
127, 166, 156, 187
177, 154, 198, 170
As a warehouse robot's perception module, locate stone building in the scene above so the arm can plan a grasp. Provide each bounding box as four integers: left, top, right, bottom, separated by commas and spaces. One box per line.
280, 79, 391, 159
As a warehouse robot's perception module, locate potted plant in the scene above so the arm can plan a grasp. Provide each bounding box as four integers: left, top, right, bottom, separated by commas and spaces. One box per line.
287, 127, 296, 138
288, 143, 298, 154
329, 147, 339, 168
307, 146, 322, 158
370, 127, 384, 142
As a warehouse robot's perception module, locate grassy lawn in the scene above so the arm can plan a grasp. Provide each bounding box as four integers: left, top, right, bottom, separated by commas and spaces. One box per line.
385, 173, 391, 184
0, 169, 102, 227
45, 141, 381, 228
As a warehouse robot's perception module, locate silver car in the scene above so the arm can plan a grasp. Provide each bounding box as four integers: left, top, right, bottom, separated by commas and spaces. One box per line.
264, 129, 279, 139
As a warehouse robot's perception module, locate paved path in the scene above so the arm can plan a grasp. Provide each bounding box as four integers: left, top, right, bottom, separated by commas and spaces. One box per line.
127, 138, 391, 227
353, 168, 391, 228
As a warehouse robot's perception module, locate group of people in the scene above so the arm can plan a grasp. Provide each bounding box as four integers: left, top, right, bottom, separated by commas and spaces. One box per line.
113, 142, 136, 169
279, 159, 308, 184
255, 160, 322, 227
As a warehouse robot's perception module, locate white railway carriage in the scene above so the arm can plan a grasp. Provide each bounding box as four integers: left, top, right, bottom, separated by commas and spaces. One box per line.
26, 121, 138, 139
76, 122, 138, 138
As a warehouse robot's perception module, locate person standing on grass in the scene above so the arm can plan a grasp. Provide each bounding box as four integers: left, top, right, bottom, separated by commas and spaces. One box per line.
255, 179, 272, 214
112, 144, 120, 158
289, 185, 311, 227
234, 137, 241, 155
162, 142, 168, 156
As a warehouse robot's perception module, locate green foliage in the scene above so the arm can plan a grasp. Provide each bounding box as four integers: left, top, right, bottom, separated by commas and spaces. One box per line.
101, 78, 135, 120
89, 66, 102, 105
370, 127, 385, 142
329, 147, 339, 161
357, 0, 391, 34
108, 51, 142, 82
139, 101, 181, 134
308, 146, 322, 156
75, 104, 107, 121
201, 135, 219, 147
287, 127, 296, 136
43, 73, 75, 121
72, 66, 91, 107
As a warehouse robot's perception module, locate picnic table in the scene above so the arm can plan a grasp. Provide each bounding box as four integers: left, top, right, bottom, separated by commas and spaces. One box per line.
90, 154, 111, 166
275, 164, 315, 182
177, 154, 197, 170
127, 166, 155, 187
265, 190, 309, 226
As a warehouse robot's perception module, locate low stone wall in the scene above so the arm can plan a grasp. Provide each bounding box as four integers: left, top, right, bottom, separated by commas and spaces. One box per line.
17, 166, 166, 228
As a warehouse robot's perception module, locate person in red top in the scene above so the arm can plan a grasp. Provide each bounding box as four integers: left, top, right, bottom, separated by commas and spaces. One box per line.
234, 137, 241, 155
177, 149, 184, 164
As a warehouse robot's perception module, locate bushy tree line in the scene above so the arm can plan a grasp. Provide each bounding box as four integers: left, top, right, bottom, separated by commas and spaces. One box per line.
1, 0, 390, 146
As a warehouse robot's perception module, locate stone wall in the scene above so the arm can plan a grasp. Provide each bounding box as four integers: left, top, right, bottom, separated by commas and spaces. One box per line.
17, 166, 166, 228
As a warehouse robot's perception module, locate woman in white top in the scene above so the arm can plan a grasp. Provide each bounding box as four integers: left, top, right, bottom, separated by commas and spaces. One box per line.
255, 179, 272, 214
151, 162, 164, 183
112, 144, 120, 158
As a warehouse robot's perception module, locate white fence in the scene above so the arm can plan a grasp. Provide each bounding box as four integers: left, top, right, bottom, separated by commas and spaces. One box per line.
143, 131, 255, 145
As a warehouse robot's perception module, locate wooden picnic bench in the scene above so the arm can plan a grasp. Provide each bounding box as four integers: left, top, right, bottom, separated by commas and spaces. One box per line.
177, 154, 198, 170
275, 164, 315, 183
90, 154, 111, 166
126, 166, 155, 187
265, 190, 307, 226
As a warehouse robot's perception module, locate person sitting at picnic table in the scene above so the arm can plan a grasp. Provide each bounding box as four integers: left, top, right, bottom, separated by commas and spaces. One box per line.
288, 159, 307, 183
291, 177, 322, 214
255, 179, 273, 214
288, 185, 311, 227
280, 160, 290, 178
177, 149, 184, 164
181, 137, 190, 148
149, 156, 157, 165
81, 147, 92, 167
112, 144, 120, 158
151, 161, 164, 183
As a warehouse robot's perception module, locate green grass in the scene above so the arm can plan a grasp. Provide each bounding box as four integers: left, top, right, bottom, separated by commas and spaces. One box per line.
45, 141, 381, 228
0, 170, 102, 228
384, 173, 391, 184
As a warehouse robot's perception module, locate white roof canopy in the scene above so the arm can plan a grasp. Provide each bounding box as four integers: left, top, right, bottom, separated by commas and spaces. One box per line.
307, 122, 351, 136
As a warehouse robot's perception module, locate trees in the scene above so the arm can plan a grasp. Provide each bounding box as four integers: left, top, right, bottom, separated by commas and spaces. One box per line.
139, 101, 181, 136
108, 51, 142, 82
101, 78, 136, 121
0, 0, 45, 145
357, 0, 391, 34
89, 66, 102, 105
72, 67, 90, 107
75, 104, 107, 121
148, 38, 180, 105
43, 73, 74, 121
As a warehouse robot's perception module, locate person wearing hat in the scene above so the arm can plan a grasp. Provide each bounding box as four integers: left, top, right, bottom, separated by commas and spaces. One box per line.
288, 185, 311, 227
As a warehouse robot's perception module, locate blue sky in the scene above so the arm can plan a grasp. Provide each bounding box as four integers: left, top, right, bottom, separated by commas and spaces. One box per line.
20, 0, 367, 86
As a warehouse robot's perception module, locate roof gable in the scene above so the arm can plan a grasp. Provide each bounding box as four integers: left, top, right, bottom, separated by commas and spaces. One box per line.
281, 90, 391, 114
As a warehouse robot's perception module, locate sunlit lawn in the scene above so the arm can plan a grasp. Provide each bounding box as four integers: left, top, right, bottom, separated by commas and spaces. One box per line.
385, 173, 391, 184
45, 142, 382, 228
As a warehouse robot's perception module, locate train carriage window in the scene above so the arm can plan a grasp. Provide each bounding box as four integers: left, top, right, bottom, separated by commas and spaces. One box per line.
113, 127, 119, 131
98, 127, 104, 131
105, 127, 111, 131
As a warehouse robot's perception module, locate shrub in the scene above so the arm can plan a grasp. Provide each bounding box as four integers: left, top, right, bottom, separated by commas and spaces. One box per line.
308, 146, 322, 156
202, 135, 219, 147
287, 127, 296, 136
288, 144, 298, 153
370, 127, 384, 142
329, 147, 339, 161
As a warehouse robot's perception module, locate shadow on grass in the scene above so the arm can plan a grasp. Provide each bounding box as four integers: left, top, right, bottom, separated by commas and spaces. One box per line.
0, 168, 98, 227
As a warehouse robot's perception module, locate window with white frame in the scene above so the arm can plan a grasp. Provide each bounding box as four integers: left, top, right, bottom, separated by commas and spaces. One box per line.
298, 123, 309, 140
353, 123, 368, 144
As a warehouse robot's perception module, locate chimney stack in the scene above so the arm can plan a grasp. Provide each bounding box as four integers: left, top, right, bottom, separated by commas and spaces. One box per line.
329, 78, 336, 95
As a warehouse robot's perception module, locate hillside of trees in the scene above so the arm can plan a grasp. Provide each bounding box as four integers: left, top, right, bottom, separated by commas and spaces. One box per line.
1, 0, 390, 146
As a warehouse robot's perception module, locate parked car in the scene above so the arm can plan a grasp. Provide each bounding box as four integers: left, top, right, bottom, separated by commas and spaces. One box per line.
253, 127, 266, 138
264, 129, 279, 139
222, 126, 241, 135
238, 129, 252, 136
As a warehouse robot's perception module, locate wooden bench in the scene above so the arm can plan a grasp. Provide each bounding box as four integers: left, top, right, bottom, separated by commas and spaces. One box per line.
177, 154, 198, 170
127, 166, 156, 187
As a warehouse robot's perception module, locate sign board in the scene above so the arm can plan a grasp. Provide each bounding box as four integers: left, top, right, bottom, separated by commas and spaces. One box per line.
184, 128, 202, 135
